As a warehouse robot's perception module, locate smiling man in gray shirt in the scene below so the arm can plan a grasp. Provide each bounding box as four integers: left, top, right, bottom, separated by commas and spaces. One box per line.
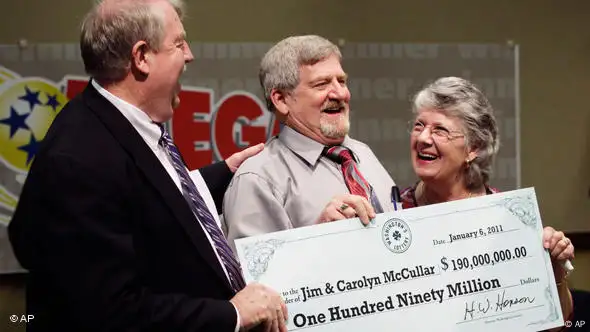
222, 35, 396, 248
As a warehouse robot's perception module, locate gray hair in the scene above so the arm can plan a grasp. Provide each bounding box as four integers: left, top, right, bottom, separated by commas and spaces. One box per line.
412, 76, 500, 190
80, 0, 185, 83
259, 35, 342, 112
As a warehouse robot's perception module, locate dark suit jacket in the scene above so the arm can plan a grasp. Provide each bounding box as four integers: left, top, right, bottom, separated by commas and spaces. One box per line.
8, 83, 238, 331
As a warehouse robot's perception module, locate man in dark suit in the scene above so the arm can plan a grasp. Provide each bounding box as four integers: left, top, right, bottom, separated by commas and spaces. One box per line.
8, 0, 288, 331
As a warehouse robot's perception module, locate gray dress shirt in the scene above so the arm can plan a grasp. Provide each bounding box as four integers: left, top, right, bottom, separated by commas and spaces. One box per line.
222, 126, 396, 249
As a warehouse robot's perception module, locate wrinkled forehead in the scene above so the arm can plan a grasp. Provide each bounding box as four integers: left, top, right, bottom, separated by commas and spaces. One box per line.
157, 3, 186, 36
415, 108, 464, 127
299, 55, 346, 81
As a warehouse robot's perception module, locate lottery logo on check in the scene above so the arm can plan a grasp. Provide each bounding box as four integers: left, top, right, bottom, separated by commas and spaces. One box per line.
382, 218, 412, 253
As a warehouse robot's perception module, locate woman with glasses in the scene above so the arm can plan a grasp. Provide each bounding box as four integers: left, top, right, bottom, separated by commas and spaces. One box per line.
400, 76, 575, 330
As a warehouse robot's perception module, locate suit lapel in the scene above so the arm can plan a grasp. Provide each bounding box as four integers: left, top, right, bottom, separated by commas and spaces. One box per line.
81, 83, 233, 292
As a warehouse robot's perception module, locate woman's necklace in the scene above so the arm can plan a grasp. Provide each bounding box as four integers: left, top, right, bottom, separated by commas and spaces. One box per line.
418, 181, 474, 206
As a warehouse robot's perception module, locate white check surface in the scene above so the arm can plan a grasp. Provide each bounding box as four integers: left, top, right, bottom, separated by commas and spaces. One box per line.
235, 188, 563, 332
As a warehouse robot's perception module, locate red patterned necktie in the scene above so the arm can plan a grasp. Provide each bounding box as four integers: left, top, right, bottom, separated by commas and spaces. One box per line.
324, 146, 383, 213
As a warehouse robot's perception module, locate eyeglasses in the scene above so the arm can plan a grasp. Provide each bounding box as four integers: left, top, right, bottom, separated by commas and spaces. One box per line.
408, 120, 465, 141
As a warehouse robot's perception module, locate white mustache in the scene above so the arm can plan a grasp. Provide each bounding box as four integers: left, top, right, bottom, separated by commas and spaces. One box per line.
322, 102, 346, 110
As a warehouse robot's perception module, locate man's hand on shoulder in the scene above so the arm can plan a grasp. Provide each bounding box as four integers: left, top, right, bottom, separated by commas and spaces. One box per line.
225, 143, 265, 173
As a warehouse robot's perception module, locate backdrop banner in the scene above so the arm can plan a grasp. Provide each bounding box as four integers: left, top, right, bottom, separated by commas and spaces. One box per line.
0, 42, 518, 273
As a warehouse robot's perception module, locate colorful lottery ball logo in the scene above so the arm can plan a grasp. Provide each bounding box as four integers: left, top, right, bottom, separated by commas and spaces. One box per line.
0, 78, 66, 171
0, 77, 67, 225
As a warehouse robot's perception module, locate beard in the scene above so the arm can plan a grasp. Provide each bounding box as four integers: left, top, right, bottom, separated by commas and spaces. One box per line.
320, 113, 350, 138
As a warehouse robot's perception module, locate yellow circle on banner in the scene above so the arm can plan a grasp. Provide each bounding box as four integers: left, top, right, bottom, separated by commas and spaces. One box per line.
0, 78, 67, 171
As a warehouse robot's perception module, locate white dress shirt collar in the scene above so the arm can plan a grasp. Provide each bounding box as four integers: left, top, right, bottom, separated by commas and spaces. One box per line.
278, 125, 358, 165
91, 80, 162, 150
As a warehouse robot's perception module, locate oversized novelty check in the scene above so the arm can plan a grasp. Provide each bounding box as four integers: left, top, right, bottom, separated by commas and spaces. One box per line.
234, 188, 564, 332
